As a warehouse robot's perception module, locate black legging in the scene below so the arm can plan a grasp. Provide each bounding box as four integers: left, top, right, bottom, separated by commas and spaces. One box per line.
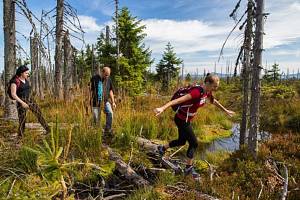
17, 98, 50, 136
169, 115, 198, 159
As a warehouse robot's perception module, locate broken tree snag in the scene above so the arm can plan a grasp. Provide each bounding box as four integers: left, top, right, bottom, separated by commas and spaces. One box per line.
204, 160, 216, 182
106, 147, 150, 187
137, 137, 159, 153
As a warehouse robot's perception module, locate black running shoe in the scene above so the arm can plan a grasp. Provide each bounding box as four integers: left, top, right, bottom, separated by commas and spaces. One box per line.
184, 166, 200, 180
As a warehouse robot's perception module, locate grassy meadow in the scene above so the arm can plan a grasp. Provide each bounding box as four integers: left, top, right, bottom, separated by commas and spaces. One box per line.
0, 79, 299, 199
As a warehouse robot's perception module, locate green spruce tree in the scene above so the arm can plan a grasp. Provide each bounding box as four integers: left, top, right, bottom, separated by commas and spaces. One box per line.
185, 73, 192, 82
263, 63, 281, 83
115, 7, 153, 95
156, 42, 182, 91
95, 32, 117, 76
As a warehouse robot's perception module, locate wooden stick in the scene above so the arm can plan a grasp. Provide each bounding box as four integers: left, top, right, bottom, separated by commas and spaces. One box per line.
169, 146, 185, 158
6, 179, 16, 198
257, 180, 264, 199
148, 167, 166, 174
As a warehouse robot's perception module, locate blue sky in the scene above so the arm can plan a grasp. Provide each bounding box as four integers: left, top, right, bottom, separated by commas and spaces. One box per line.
1, 0, 300, 75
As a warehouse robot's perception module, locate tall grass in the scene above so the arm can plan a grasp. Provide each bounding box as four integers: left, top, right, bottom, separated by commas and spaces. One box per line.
25, 88, 234, 159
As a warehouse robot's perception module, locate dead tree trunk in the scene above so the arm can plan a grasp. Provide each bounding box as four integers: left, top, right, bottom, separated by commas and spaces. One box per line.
248, 0, 265, 157
63, 30, 73, 101
72, 48, 79, 89
30, 34, 39, 97
0, 73, 4, 106
3, 0, 18, 120
78, 50, 84, 87
45, 15, 52, 94
240, 0, 254, 147
38, 11, 45, 100
54, 0, 64, 99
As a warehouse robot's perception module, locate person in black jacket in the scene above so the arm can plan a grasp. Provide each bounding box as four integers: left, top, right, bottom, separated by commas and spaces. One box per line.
90, 66, 102, 125
10, 65, 50, 137
90, 66, 116, 131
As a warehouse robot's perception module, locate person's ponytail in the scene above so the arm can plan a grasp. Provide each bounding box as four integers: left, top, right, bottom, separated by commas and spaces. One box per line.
204, 73, 218, 84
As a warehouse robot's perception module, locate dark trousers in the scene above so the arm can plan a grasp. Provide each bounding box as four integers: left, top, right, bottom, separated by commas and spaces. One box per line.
169, 115, 198, 159
17, 98, 50, 136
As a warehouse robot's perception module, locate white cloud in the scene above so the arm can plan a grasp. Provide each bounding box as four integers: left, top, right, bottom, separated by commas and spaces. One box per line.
269, 49, 300, 57
141, 1, 300, 72
143, 19, 241, 55
141, 1, 300, 55
78, 15, 103, 32
68, 15, 104, 48
264, 1, 300, 48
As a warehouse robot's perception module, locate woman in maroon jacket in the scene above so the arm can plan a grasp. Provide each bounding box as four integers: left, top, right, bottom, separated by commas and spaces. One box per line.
154, 73, 235, 179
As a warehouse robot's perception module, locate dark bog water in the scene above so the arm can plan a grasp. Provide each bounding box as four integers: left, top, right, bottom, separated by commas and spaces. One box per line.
204, 123, 271, 153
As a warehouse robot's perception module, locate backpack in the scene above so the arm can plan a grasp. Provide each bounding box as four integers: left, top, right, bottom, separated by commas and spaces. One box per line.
6, 77, 21, 100
171, 85, 204, 112
97, 80, 103, 101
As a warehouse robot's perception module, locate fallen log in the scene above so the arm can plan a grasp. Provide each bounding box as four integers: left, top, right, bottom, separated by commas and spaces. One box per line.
25, 122, 79, 130
136, 137, 159, 153
137, 137, 182, 173
106, 146, 149, 187
161, 157, 182, 174
137, 137, 182, 174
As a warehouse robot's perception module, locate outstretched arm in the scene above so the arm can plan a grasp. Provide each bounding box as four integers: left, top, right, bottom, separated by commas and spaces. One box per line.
213, 99, 235, 117
154, 94, 192, 116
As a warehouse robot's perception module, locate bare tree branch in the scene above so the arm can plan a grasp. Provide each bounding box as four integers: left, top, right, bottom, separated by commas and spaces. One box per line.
218, 9, 248, 62
230, 0, 242, 21
16, 40, 30, 58
234, 46, 244, 77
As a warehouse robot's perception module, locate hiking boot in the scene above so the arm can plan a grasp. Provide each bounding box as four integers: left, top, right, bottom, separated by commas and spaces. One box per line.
184, 166, 200, 180
102, 129, 113, 144
157, 145, 166, 157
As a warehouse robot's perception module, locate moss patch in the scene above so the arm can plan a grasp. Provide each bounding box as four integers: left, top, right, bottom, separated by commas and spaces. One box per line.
196, 124, 232, 143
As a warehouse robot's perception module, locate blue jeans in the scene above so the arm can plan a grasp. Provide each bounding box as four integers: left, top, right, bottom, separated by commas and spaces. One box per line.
104, 101, 113, 131
92, 107, 101, 125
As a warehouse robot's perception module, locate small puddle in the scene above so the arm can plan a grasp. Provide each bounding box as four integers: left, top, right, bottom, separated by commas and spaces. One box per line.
203, 123, 271, 153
